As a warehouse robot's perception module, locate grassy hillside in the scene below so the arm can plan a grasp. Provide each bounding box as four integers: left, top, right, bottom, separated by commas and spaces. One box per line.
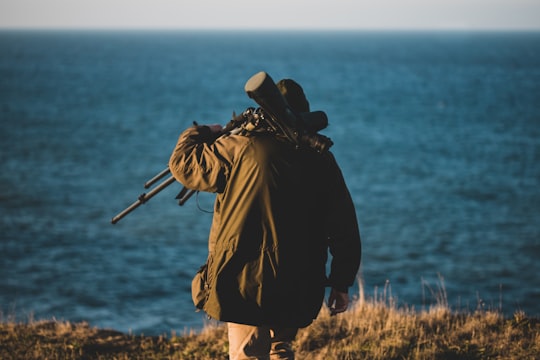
1, 290, 539, 359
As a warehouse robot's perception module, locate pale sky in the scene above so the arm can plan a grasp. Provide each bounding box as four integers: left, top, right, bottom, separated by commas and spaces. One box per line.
1, 0, 539, 30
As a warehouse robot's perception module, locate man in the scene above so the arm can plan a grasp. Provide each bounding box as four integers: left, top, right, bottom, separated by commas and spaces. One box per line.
169, 74, 361, 359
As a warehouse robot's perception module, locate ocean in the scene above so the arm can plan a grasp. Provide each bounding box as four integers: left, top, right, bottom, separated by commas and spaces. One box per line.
1, 30, 539, 335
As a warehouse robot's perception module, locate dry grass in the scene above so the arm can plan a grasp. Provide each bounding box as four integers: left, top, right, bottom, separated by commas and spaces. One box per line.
1, 286, 539, 359
294, 300, 539, 359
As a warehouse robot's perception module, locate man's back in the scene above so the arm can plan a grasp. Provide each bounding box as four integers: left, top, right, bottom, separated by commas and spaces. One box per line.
170, 126, 360, 328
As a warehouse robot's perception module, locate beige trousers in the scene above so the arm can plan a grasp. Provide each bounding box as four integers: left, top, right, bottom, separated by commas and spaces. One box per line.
227, 323, 298, 360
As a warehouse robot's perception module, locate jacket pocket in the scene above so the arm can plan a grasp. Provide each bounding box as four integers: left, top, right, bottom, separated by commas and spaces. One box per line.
191, 263, 209, 310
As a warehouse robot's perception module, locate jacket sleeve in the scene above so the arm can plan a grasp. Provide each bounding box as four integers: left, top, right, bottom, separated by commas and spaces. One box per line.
325, 153, 362, 292
168, 125, 229, 193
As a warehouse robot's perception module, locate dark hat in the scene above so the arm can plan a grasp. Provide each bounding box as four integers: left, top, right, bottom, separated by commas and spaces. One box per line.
276, 79, 310, 113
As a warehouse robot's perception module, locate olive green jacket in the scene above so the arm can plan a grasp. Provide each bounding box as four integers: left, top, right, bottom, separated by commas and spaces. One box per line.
169, 125, 361, 328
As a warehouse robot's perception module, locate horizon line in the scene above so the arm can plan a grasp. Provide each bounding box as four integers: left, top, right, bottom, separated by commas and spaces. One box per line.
1, 26, 540, 33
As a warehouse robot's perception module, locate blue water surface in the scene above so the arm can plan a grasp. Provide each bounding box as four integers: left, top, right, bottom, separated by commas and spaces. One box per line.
1, 30, 539, 335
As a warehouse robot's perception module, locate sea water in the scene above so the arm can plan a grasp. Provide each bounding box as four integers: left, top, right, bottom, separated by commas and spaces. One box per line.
1, 30, 539, 335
